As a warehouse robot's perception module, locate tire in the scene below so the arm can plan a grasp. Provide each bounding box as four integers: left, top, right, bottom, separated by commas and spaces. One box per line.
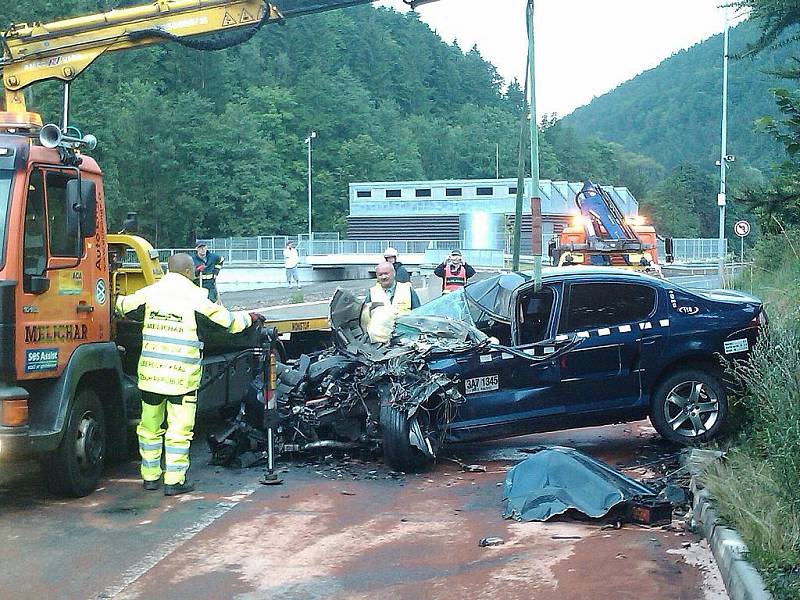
649, 369, 727, 445
42, 389, 106, 497
379, 405, 432, 472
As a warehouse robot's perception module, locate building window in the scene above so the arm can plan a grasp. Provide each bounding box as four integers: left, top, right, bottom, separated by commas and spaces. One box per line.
477, 187, 494, 196
415, 188, 432, 198
508, 187, 517, 195
356, 190, 371, 198
385, 189, 402, 198
445, 187, 462, 197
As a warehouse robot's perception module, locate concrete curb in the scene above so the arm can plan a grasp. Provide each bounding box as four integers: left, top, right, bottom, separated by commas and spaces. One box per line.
691, 481, 773, 600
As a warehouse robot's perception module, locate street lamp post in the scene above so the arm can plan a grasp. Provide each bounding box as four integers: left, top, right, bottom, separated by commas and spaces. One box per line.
304, 131, 316, 249
718, 8, 729, 283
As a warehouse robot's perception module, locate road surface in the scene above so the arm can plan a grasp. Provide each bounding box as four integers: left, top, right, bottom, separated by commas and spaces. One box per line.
0, 421, 726, 600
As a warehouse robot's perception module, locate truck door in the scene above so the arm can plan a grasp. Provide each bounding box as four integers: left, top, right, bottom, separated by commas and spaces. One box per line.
15, 167, 105, 380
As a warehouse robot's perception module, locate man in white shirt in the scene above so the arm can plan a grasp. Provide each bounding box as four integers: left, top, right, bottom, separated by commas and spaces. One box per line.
283, 241, 300, 288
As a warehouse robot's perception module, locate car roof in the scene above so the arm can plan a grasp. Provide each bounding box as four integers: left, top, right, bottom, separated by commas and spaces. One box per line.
464, 268, 664, 320
539, 266, 664, 283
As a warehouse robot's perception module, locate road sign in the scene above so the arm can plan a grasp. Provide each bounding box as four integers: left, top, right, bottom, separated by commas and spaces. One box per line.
734, 220, 750, 237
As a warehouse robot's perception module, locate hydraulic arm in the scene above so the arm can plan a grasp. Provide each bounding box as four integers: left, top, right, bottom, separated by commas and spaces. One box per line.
1, 0, 438, 114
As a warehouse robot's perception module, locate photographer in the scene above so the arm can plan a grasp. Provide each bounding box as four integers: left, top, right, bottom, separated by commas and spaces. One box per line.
434, 250, 475, 293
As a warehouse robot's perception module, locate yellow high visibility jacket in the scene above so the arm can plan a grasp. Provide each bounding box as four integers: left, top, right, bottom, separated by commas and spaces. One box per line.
369, 282, 413, 315
115, 272, 252, 396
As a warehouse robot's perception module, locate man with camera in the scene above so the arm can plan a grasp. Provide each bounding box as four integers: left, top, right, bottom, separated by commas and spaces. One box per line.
434, 250, 475, 293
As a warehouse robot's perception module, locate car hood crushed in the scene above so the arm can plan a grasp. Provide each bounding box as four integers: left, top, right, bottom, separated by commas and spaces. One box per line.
210, 289, 488, 468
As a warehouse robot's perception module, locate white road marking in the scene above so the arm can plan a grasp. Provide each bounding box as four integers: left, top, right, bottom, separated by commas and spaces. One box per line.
99, 486, 257, 598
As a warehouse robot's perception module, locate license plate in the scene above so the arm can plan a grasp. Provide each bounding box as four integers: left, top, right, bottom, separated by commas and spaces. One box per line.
724, 338, 749, 354
465, 375, 499, 394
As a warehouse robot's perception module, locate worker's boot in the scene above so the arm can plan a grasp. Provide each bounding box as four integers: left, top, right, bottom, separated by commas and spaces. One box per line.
163, 481, 195, 496
143, 479, 160, 491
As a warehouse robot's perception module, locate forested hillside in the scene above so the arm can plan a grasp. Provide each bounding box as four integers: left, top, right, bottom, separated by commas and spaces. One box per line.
1, 1, 663, 246
564, 19, 792, 173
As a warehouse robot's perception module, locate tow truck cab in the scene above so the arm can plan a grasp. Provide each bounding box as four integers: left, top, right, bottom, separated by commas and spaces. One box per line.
0, 114, 271, 497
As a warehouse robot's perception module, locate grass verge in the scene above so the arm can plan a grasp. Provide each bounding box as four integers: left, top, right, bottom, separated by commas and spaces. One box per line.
703, 247, 800, 599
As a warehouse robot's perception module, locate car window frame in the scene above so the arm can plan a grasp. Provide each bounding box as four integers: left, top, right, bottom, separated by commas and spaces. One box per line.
511, 282, 561, 347
557, 280, 658, 335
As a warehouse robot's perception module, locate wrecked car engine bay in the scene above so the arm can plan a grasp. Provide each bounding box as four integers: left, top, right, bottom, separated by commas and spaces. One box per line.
210, 288, 489, 470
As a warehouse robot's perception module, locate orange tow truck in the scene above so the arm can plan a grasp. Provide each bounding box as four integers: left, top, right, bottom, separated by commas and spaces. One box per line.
0, 0, 440, 496
548, 181, 672, 275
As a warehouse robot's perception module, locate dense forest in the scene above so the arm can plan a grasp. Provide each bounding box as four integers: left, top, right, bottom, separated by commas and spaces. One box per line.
564, 19, 794, 174
1, 1, 675, 246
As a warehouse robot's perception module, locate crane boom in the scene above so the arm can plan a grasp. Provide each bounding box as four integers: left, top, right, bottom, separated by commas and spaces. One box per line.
1, 0, 437, 114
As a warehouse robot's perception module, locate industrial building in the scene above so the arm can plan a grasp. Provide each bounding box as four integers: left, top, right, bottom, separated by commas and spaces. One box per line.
347, 178, 639, 254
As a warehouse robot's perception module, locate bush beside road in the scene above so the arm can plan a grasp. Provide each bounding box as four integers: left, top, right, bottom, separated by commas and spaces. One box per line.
704, 241, 800, 600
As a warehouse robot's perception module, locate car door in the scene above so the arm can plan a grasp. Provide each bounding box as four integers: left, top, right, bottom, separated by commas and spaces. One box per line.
556, 280, 658, 412
449, 284, 564, 436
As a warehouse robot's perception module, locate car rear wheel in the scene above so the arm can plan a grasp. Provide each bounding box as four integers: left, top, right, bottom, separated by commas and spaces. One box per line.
650, 369, 727, 445
380, 405, 432, 471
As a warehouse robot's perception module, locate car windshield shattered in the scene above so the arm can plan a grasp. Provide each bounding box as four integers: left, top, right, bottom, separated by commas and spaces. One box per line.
410, 272, 528, 328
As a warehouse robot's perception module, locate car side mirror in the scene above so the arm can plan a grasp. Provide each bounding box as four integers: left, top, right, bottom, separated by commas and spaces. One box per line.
66, 178, 97, 238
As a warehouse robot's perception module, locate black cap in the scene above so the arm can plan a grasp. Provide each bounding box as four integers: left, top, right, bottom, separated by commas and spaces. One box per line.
451, 249, 462, 256
195, 240, 207, 247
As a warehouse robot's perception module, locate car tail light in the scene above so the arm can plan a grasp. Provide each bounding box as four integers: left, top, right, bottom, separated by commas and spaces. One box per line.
2, 398, 28, 427
752, 308, 768, 327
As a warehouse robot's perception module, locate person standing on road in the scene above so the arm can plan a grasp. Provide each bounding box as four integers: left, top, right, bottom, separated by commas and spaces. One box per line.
192, 241, 224, 303
115, 253, 259, 496
363, 262, 420, 343
383, 247, 411, 283
434, 250, 475, 293
283, 241, 301, 289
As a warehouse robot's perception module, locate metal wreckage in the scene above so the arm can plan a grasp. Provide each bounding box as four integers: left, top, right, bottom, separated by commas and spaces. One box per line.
209, 288, 486, 471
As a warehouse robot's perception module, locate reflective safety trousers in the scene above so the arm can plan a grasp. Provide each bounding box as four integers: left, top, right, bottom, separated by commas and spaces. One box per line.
138, 391, 197, 485
115, 272, 252, 396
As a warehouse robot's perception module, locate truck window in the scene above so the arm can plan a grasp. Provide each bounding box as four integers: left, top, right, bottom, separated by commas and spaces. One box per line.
44, 170, 81, 257
23, 170, 46, 276
559, 282, 656, 333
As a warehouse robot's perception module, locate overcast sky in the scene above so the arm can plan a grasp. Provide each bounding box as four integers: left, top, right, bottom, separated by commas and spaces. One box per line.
377, 0, 748, 117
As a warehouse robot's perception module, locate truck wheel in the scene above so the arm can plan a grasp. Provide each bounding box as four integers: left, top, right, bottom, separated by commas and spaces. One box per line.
42, 389, 106, 497
650, 369, 727, 445
379, 405, 432, 471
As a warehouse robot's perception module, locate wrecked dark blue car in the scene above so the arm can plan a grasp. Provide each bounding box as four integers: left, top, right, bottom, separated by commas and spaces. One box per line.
383, 267, 765, 468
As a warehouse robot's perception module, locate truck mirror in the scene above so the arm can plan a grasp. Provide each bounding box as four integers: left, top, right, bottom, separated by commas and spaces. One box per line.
27, 275, 50, 295
664, 237, 674, 264
66, 179, 97, 238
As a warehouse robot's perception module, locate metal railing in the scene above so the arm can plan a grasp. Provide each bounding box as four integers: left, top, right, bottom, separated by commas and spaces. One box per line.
657, 238, 728, 264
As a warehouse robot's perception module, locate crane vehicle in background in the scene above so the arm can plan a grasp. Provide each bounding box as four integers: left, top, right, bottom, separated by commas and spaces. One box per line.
549, 181, 672, 275
0, 0, 440, 496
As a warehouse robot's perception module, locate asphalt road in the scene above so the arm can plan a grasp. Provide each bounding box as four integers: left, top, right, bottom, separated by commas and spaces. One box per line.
0, 421, 726, 600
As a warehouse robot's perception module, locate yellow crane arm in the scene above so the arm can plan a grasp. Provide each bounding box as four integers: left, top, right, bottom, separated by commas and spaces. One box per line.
1, 0, 280, 113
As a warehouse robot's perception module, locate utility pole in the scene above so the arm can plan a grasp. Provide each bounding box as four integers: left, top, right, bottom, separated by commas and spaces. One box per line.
305, 131, 316, 249
718, 8, 729, 284
496, 142, 500, 179
527, 0, 542, 290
